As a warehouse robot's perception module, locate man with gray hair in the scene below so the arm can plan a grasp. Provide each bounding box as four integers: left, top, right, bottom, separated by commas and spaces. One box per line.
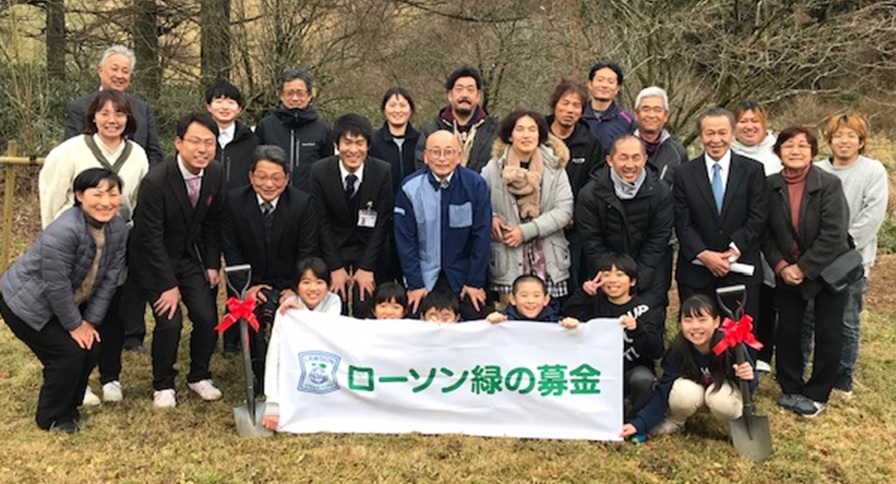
633, 86, 688, 185
673, 108, 767, 326
64, 45, 162, 166
221, 144, 318, 378
255, 69, 333, 191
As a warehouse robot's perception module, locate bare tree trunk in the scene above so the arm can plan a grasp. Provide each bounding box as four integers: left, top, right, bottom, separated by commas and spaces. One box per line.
201, 0, 231, 85
46, 0, 65, 81
133, 0, 161, 101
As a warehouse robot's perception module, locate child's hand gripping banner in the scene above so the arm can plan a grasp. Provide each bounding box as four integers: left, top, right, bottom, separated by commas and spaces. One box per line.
277, 312, 624, 441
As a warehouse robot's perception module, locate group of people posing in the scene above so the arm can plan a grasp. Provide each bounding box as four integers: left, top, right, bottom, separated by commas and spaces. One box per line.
1, 45, 888, 439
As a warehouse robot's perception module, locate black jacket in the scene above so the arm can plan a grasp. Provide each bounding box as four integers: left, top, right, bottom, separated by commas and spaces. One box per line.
673, 152, 768, 288
546, 115, 602, 201
575, 166, 674, 298
310, 156, 394, 273
255, 104, 333, 191
64, 91, 163, 166
369, 122, 421, 193
644, 132, 688, 186
217, 121, 260, 190
763, 166, 851, 298
414, 107, 498, 173
221, 185, 318, 291
128, 158, 225, 296
564, 291, 664, 371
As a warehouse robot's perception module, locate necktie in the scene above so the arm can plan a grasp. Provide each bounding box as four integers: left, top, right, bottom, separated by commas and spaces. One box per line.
711, 163, 723, 214
187, 177, 201, 207
261, 201, 274, 245
440, 179, 450, 190
345, 173, 358, 198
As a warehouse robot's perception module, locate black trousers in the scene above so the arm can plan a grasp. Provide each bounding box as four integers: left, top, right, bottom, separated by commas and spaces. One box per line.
775, 282, 845, 403
147, 260, 218, 391
1, 295, 99, 430
97, 274, 143, 383
756, 283, 777, 363
434, 272, 486, 321
119, 273, 148, 348
624, 365, 656, 419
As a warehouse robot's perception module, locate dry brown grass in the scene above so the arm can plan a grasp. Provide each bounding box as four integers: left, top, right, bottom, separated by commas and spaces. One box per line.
1, 159, 895, 483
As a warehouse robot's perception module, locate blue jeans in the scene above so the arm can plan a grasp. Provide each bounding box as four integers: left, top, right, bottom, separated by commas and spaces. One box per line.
801, 276, 866, 382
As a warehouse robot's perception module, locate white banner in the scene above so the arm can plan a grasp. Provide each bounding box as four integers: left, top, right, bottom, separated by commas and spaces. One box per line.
277, 312, 624, 441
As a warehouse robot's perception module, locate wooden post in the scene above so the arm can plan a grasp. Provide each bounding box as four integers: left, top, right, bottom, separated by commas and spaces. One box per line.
2, 141, 16, 270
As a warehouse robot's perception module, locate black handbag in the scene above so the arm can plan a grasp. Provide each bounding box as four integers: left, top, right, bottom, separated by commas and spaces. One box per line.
819, 249, 864, 293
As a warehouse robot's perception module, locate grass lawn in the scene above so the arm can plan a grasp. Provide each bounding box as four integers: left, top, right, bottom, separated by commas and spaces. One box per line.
0, 258, 894, 483
0, 160, 894, 483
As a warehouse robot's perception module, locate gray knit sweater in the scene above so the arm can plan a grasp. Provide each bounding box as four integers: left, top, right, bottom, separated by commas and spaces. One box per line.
815, 155, 889, 273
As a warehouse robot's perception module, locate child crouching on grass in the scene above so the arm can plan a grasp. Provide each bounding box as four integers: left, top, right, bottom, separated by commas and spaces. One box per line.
563, 253, 664, 418
620, 294, 756, 440
486, 274, 578, 327
263, 257, 342, 431
371, 282, 409, 319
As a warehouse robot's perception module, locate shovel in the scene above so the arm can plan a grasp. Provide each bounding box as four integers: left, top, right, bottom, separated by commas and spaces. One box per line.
224, 264, 273, 438
716, 284, 772, 462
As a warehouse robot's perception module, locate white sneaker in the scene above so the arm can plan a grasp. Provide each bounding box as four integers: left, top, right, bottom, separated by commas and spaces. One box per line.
188, 379, 223, 401
650, 418, 684, 436
153, 389, 177, 408
756, 360, 772, 374
82, 386, 101, 406
102, 381, 123, 402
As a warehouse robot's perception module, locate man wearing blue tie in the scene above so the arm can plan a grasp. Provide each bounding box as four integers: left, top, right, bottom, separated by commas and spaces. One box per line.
672, 108, 768, 321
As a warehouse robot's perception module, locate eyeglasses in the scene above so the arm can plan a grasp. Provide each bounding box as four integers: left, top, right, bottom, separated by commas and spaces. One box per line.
426, 148, 458, 159
252, 173, 287, 184
182, 137, 216, 148
282, 89, 309, 99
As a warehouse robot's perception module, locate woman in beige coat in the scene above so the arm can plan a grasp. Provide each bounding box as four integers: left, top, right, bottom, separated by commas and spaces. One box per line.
480, 110, 573, 302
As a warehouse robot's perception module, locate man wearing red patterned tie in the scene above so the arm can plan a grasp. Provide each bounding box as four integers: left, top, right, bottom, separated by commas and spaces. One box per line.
128, 113, 226, 409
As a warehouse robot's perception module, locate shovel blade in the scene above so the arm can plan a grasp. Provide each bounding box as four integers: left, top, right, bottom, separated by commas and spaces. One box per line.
233, 401, 274, 438
729, 413, 772, 462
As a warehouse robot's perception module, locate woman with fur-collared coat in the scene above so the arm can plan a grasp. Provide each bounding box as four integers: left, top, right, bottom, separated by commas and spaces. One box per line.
763, 126, 851, 419
481, 110, 573, 302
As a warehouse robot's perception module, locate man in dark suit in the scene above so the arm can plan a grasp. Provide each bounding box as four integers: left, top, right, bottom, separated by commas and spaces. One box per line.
220, 145, 317, 366
64, 45, 162, 166
673, 107, 768, 321
310, 114, 393, 317
129, 113, 225, 408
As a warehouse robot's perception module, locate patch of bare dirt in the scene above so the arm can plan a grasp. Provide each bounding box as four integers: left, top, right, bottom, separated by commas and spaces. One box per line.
865, 253, 896, 315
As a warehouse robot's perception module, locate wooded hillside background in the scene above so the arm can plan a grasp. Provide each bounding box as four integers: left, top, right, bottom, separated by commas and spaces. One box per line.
2, 0, 895, 155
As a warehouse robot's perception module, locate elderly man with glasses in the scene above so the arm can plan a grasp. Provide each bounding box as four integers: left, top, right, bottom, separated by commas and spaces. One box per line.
395, 130, 492, 319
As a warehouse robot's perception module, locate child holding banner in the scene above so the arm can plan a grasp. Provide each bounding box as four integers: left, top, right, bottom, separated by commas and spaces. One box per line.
620, 295, 756, 439
563, 253, 664, 418
264, 257, 342, 431
371, 282, 409, 319
486, 275, 578, 327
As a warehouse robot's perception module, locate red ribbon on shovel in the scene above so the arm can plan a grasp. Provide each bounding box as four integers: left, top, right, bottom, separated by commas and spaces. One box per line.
215, 297, 259, 334
713, 313, 763, 355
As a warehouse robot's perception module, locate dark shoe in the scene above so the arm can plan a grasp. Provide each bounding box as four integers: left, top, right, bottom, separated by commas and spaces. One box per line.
124, 344, 148, 355
834, 374, 853, 397
48, 420, 79, 434
777, 393, 800, 411
791, 395, 825, 418
222, 344, 240, 356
